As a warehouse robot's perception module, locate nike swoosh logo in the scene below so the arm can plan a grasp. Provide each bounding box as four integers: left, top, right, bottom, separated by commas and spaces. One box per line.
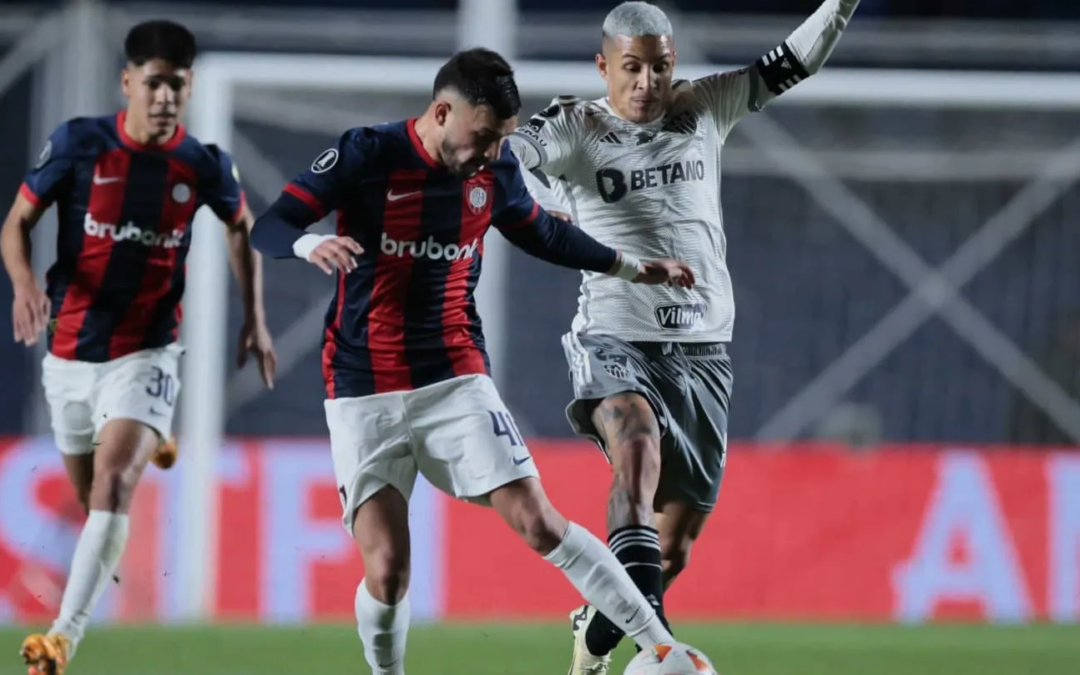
624, 607, 640, 625
386, 190, 420, 202
93, 174, 123, 185
512, 456, 531, 466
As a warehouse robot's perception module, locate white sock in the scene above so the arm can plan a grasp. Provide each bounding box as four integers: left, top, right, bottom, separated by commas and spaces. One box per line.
355, 580, 410, 675
50, 510, 130, 655
544, 522, 674, 650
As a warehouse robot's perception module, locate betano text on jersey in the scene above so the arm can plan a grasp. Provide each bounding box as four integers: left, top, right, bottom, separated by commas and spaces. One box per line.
510, 0, 860, 344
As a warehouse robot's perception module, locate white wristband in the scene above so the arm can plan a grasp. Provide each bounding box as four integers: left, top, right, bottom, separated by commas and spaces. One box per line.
613, 252, 645, 281
293, 233, 337, 262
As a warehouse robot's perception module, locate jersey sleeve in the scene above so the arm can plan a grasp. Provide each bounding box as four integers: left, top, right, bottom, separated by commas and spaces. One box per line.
689, 69, 759, 141
20, 122, 78, 208
282, 128, 372, 220
518, 162, 571, 214
694, 0, 859, 138
491, 144, 541, 230
201, 145, 247, 224
489, 146, 617, 274
509, 96, 584, 177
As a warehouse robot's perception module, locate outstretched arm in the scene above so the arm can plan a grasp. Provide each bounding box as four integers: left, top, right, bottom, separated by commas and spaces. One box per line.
498, 205, 693, 287
755, 0, 859, 101
699, 0, 861, 136
498, 202, 620, 275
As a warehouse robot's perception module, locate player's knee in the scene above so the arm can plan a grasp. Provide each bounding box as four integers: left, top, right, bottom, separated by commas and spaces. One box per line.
364, 549, 411, 603
88, 465, 140, 512
491, 479, 568, 554
661, 536, 693, 580
516, 506, 568, 554
88, 421, 159, 511
596, 394, 662, 499
76, 487, 91, 514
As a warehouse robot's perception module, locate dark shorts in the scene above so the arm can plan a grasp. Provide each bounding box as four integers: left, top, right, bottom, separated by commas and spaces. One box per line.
561, 332, 733, 512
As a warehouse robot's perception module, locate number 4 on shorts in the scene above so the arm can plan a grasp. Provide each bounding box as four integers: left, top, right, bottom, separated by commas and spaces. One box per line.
488, 410, 524, 447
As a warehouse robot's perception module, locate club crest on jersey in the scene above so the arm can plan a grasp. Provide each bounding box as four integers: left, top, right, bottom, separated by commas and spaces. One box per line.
660, 111, 698, 135
311, 148, 339, 174
593, 350, 632, 380
171, 183, 191, 204
635, 131, 657, 146
466, 185, 489, 214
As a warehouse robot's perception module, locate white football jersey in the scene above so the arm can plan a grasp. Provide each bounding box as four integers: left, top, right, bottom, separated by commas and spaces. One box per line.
511, 0, 861, 344
512, 70, 760, 343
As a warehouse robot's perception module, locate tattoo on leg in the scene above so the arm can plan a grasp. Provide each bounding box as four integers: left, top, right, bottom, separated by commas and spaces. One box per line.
594, 394, 659, 447
593, 394, 661, 530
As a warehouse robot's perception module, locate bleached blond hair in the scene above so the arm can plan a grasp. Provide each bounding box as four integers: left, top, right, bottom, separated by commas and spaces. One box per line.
602, 1, 673, 39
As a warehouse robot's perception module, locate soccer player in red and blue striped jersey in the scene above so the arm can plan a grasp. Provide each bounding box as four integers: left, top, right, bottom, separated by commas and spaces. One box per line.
1, 20, 276, 675
251, 48, 691, 675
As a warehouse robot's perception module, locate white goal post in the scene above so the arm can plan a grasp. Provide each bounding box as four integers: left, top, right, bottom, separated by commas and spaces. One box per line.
179, 54, 1080, 620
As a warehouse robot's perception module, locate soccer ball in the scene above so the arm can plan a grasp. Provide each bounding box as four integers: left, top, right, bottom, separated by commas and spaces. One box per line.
624, 642, 717, 675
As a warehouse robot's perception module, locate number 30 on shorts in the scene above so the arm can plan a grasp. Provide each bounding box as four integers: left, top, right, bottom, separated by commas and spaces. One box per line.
145, 366, 177, 406
488, 410, 525, 446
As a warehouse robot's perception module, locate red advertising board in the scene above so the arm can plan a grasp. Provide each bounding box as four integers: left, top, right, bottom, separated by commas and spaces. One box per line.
0, 438, 1076, 624
446, 442, 1079, 622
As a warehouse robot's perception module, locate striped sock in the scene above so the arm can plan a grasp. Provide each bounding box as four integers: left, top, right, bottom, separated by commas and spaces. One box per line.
584, 525, 670, 656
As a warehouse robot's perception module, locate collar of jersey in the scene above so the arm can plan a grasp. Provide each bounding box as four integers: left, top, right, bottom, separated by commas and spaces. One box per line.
594, 97, 667, 128
116, 110, 186, 152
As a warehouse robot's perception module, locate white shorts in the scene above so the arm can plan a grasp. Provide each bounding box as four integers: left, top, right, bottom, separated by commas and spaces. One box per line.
326, 373, 539, 532
41, 343, 184, 455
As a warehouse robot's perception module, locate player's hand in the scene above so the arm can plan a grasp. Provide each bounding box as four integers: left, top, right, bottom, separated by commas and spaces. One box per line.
310, 236, 363, 275
634, 258, 696, 289
237, 320, 277, 389
12, 281, 50, 346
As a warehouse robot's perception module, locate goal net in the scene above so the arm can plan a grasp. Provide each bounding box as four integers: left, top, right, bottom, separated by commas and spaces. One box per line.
176, 54, 1080, 616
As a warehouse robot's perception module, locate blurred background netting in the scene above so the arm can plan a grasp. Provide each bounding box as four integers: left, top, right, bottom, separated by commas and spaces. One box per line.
222, 91, 1080, 445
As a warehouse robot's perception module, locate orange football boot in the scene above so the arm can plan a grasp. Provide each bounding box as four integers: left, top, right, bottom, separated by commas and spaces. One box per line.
20, 633, 71, 675
152, 435, 178, 470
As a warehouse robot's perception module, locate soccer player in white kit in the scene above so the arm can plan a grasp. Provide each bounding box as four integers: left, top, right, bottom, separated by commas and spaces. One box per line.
509, 2, 861, 672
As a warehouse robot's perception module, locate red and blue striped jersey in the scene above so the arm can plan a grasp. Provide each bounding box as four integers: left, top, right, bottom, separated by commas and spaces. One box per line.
20, 112, 246, 363
282, 119, 544, 399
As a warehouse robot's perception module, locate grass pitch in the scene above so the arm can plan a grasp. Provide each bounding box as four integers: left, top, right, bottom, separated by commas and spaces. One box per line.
3, 622, 1078, 675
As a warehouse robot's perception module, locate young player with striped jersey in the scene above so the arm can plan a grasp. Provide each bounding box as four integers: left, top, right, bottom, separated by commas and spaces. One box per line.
2, 20, 277, 675
251, 47, 701, 675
